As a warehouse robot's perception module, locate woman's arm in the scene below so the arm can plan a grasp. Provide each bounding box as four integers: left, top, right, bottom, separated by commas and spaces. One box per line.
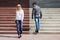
21, 10, 24, 22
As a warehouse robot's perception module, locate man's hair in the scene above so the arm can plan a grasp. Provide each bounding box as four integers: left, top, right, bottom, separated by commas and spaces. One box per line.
32, 2, 37, 5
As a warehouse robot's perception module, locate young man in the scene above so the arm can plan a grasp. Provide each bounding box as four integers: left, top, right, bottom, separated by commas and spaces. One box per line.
32, 2, 42, 33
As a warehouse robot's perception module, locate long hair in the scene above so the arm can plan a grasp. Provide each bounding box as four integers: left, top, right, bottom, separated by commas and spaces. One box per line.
16, 4, 23, 11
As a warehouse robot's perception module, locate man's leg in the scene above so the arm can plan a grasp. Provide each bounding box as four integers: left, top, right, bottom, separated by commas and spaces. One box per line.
35, 18, 40, 33
37, 18, 40, 32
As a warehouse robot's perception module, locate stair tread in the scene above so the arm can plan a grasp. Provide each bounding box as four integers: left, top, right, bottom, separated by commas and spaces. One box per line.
0, 27, 30, 31
0, 27, 29, 28
0, 24, 29, 26
0, 31, 29, 34
0, 21, 29, 24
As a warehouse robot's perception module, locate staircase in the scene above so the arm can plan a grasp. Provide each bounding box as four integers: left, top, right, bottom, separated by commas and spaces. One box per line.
29, 8, 60, 34
0, 7, 29, 34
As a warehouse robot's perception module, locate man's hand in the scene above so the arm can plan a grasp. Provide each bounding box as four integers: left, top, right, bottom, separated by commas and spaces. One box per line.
32, 16, 33, 19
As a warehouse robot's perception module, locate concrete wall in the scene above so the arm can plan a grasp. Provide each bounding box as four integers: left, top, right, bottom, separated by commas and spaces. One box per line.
30, 0, 60, 8
0, 0, 29, 8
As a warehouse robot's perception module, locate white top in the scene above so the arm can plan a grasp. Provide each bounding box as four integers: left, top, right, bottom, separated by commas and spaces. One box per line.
16, 10, 24, 22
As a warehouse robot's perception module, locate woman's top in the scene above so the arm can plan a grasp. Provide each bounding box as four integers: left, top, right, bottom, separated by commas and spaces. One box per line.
16, 10, 24, 22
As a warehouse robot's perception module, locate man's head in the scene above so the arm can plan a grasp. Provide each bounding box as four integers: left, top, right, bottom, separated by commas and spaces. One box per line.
32, 2, 37, 7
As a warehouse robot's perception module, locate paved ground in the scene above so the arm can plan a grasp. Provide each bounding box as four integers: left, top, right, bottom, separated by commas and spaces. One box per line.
0, 34, 60, 40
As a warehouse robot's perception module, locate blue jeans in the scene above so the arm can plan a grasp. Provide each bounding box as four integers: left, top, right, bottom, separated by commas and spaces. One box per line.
34, 17, 40, 32
16, 20, 22, 35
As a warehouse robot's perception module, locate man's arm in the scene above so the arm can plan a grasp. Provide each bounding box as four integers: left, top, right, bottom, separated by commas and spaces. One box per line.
40, 11, 42, 19
32, 8, 34, 19
32, 8, 36, 19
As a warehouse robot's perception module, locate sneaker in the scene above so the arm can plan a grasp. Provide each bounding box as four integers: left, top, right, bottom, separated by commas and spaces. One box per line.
35, 31, 39, 33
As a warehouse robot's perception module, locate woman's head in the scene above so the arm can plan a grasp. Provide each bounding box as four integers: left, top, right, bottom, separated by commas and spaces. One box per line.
16, 4, 22, 10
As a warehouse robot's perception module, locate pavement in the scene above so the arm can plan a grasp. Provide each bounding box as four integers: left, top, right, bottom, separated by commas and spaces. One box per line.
0, 34, 60, 40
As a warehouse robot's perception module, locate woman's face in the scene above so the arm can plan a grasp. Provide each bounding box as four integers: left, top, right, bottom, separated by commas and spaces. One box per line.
17, 6, 21, 10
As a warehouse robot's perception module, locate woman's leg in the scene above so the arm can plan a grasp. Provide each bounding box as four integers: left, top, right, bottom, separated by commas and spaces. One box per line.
16, 20, 20, 35
16, 20, 22, 38
19, 20, 22, 34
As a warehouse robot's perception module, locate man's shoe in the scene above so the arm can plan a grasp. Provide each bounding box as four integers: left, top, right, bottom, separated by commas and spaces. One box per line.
35, 31, 39, 33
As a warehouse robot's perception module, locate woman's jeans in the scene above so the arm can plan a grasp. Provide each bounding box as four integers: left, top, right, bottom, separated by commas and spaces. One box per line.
16, 20, 22, 35
34, 17, 40, 32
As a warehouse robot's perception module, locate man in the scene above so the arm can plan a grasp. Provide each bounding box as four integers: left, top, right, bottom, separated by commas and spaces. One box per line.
32, 2, 42, 33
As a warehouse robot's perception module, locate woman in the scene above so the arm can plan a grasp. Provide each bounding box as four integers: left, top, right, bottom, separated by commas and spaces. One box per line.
16, 4, 24, 38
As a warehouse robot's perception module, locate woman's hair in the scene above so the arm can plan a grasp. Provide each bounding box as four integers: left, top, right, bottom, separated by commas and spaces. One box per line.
16, 4, 23, 10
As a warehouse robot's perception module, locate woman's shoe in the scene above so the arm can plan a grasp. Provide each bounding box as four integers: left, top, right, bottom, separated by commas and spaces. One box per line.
18, 35, 22, 38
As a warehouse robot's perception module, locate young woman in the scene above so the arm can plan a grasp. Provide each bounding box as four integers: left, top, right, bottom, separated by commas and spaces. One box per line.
16, 4, 24, 38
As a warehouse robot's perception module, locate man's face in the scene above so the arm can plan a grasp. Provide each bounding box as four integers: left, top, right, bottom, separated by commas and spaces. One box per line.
33, 4, 36, 7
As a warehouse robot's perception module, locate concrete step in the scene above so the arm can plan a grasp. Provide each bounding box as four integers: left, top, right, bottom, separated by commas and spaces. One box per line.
29, 8, 60, 13
0, 17, 29, 19
0, 24, 29, 27
30, 29, 60, 32
30, 27, 60, 29
30, 20, 60, 23
29, 13, 60, 15
0, 16, 29, 19
0, 11, 29, 13
0, 13, 29, 16
0, 19, 29, 21
30, 19, 60, 21
0, 31, 29, 34
30, 31, 60, 34
0, 7, 29, 9
0, 27, 30, 31
0, 15, 60, 19
1, 19, 60, 21
0, 21, 29, 24
30, 24, 60, 26
30, 15, 60, 17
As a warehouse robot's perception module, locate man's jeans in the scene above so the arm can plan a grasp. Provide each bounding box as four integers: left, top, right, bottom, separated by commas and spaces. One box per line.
34, 17, 40, 32
16, 20, 22, 35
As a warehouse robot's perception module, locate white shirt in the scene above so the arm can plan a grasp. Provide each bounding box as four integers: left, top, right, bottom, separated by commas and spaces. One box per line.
16, 10, 24, 22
